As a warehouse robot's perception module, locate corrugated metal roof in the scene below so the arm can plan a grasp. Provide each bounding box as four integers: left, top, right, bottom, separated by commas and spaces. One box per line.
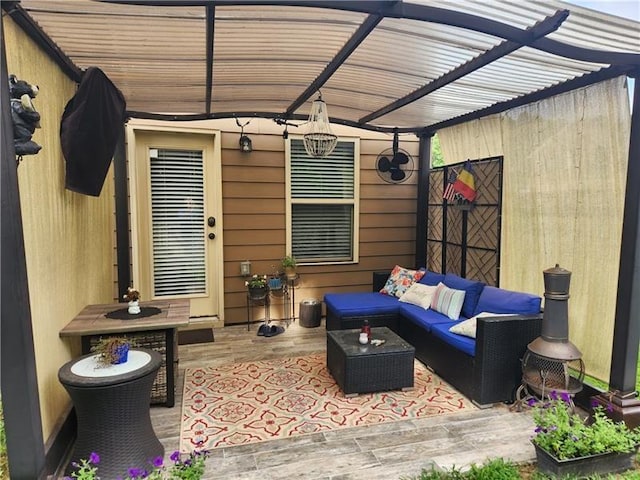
7, 0, 639, 132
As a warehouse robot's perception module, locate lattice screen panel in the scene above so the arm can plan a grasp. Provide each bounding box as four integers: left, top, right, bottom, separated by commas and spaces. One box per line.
426, 157, 503, 286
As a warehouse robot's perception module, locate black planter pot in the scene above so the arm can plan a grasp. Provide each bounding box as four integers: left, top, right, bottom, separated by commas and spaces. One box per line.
533, 443, 637, 477
248, 286, 267, 300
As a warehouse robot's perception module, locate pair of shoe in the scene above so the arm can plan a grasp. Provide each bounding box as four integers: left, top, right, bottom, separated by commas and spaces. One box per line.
257, 323, 285, 337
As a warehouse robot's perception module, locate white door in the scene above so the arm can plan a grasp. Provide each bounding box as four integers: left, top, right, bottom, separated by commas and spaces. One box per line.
128, 127, 223, 321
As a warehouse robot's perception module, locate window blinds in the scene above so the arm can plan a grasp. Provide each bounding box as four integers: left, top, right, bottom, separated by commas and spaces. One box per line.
290, 139, 355, 262
150, 148, 206, 296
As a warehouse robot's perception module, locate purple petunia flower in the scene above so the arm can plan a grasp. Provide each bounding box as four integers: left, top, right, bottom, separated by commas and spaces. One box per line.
527, 397, 538, 407
89, 452, 100, 465
128, 467, 143, 478
607, 402, 614, 413
152, 456, 164, 468
170, 450, 181, 462
550, 390, 558, 401
591, 398, 600, 408
534, 426, 543, 433
560, 391, 571, 403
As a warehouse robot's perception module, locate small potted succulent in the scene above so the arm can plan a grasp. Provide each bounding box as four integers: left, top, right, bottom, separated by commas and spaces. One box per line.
281, 255, 297, 279
268, 264, 283, 291
91, 337, 132, 366
245, 274, 268, 300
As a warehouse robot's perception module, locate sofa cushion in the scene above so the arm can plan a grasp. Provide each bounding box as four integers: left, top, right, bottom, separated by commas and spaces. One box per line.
448, 312, 511, 338
418, 270, 445, 286
399, 303, 455, 332
380, 265, 425, 298
443, 273, 485, 318
473, 285, 541, 316
398, 283, 437, 309
324, 292, 400, 317
431, 322, 476, 357
430, 282, 466, 320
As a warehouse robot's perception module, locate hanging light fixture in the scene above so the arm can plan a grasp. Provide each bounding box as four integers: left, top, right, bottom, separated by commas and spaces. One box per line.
303, 92, 337, 158
236, 118, 252, 153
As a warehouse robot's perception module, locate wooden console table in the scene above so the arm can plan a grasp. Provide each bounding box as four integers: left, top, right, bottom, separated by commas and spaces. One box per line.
59, 299, 189, 407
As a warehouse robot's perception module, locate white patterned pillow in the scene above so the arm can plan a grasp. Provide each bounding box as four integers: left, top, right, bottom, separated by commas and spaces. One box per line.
430, 282, 466, 320
398, 283, 438, 309
449, 312, 511, 338
380, 265, 425, 298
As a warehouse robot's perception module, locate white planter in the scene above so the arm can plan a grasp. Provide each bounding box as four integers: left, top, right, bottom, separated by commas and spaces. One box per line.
128, 300, 141, 314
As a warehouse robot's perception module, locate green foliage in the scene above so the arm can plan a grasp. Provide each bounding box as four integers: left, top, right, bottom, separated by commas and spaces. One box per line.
431, 134, 444, 167
65, 450, 209, 480
281, 255, 297, 269
405, 459, 520, 480
0, 399, 7, 480
531, 392, 640, 460
245, 274, 268, 289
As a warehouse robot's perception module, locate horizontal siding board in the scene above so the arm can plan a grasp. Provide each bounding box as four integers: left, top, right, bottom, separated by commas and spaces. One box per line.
223, 198, 283, 214
222, 165, 284, 183
360, 213, 415, 228
224, 229, 284, 246
360, 199, 416, 214
223, 149, 285, 167
223, 214, 285, 230
223, 182, 283, 198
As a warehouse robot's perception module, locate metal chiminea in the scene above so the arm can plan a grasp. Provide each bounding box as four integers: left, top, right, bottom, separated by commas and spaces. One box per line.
519, 264, 585, 399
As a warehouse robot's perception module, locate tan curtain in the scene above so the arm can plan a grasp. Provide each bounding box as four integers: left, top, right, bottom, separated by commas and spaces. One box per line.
438, 77, 631, 382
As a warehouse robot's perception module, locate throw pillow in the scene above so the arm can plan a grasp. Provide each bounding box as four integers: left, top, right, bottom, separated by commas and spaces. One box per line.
430, 282, 466, 320
449, 312, 511, 338
398, 283, 438, 309
380, 265, 425, 298
443, 273, 485, 318
418, 270, 445, 286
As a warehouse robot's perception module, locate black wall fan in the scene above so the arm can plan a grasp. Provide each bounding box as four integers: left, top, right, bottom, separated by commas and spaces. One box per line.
376, 131, 414, 184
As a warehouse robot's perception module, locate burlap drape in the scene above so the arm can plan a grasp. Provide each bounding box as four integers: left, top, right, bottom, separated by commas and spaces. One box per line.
438, 77, 631, 382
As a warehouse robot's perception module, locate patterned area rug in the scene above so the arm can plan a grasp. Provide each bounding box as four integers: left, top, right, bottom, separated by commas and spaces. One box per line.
180, 353, 475, 451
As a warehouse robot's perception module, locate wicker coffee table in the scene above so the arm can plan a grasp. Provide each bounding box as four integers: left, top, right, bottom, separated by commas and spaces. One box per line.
326, 326, 415, 395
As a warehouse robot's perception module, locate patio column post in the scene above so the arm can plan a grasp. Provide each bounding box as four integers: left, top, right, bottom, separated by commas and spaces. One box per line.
415, 132, 434, 269
597, 73, 640, 428
0, 25, 46, 478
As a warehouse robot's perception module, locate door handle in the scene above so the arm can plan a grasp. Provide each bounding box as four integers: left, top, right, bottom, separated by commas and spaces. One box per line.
208, 216, 216, 227
208, 233, 216, 240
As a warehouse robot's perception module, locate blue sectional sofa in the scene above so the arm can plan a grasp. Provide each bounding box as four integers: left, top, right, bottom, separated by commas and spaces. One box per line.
324, 270, 543, 407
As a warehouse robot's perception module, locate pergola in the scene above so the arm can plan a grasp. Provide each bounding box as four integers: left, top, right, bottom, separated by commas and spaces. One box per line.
1, 0, 639, 477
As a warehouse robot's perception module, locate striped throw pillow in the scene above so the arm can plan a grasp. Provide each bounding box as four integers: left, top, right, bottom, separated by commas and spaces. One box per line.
430, 282, 466, 320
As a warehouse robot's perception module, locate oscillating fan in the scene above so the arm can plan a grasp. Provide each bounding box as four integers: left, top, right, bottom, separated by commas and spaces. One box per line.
375, 132, 414, 184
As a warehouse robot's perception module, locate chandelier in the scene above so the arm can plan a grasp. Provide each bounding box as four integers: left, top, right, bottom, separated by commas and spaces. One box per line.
303, 92, 337, 158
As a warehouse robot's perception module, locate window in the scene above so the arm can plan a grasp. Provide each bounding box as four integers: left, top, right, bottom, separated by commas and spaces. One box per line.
286, 138, 359, 264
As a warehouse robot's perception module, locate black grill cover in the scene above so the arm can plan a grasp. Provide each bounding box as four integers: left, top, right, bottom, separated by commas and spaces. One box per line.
61, 67, 126, 196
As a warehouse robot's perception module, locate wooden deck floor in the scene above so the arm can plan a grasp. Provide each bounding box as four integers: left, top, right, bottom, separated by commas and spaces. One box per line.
151, 320, 537, 479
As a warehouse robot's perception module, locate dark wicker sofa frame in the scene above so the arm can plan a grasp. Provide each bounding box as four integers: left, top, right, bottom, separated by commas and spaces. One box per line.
326, 272, 543, 407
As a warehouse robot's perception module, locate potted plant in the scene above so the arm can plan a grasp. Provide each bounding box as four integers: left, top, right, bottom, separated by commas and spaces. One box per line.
245, 274, 268, 300
91, 337, 132, 366
281, 255, 297, 279
123, 286, 141, 314
530, 391, 640, 477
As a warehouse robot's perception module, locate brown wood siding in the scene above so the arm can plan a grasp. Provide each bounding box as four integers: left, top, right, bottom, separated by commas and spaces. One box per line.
221, 131, 419, 326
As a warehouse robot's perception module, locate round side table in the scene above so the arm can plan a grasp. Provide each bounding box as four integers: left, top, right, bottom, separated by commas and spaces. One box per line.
58, 348, 164, 479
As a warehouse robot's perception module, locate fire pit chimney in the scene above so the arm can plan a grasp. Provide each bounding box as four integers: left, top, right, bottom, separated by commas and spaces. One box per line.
528, 264, 582, 360
517, 264, 585, 401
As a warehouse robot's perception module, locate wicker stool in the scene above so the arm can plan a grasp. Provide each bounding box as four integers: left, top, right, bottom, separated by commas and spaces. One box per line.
58, 349, 163, 479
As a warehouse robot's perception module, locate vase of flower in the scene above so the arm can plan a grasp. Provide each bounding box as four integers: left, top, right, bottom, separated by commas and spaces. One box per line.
123, 286, 141, 314
91, 337, 131, 366
281, 255, 297, 280
533, 442, 637, 477
530, 391, 640, 477
245, 274, 268, 300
